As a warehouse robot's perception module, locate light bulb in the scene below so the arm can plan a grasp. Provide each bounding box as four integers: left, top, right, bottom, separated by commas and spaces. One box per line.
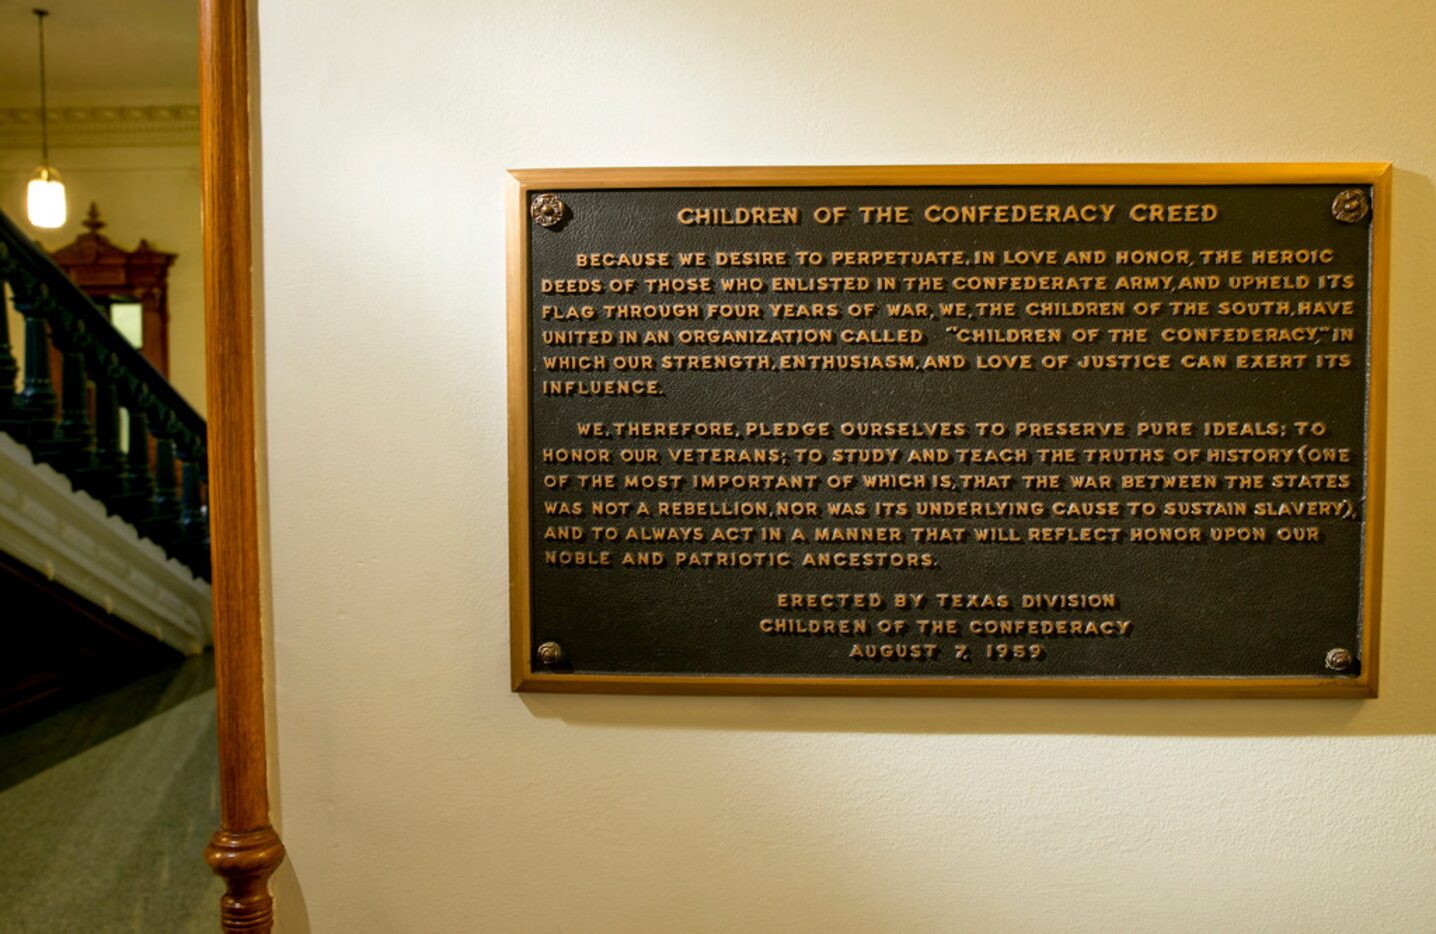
26, 166, 66, 229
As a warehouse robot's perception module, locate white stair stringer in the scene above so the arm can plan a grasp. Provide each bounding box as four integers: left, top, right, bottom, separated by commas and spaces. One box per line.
0, 433, 211, 655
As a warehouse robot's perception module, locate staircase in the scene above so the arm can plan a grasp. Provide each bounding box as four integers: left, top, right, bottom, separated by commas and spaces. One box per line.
0, 208, 211, 728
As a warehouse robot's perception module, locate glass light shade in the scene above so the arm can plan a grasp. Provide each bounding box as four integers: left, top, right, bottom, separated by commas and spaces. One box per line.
26, 166, 66, 229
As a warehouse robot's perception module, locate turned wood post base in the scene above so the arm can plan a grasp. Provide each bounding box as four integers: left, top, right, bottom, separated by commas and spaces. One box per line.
205, 827, 285, 932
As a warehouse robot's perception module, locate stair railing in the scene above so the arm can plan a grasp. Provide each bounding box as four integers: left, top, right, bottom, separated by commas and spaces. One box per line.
0, 209, 209, 580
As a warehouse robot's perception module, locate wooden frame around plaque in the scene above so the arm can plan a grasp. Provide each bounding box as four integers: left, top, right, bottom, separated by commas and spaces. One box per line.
508, 163, 1389, 699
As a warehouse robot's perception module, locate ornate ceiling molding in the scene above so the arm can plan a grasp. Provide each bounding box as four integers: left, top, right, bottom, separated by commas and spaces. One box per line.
0, 103, 200, 149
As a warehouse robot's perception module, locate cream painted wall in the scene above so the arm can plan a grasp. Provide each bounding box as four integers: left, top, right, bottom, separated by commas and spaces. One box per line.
257, 2, 1436, 931
0, 145, 206, 416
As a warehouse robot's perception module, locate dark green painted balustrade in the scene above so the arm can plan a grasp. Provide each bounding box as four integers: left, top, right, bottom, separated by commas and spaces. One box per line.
0, 209, 209, 581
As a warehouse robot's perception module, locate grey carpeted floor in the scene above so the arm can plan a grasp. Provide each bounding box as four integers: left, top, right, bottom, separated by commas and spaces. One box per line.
0, 655, 222, 932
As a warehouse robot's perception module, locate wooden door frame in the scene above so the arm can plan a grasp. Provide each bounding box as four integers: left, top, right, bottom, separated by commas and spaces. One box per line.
197, 0, 285, 930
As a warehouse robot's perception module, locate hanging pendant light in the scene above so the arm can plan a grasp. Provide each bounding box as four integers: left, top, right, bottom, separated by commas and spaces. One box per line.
26, 8, 66, 229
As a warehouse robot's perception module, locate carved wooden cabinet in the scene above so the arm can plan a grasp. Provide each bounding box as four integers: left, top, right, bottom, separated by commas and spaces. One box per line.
49, 203, 175, 378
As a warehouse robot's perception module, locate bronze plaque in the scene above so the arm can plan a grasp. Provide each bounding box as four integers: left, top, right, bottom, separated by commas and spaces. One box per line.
507, 165, 1388, 697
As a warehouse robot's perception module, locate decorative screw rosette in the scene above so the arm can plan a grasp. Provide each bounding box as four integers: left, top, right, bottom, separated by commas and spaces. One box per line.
1332, 188, 1369, 223
530, 193, 566, 228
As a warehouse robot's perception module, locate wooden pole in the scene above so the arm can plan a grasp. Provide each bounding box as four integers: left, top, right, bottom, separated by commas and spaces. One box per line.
198, 0, 285, 929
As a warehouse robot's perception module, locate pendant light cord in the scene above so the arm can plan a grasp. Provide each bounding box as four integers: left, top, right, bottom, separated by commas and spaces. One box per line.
34, 9, 50, 166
